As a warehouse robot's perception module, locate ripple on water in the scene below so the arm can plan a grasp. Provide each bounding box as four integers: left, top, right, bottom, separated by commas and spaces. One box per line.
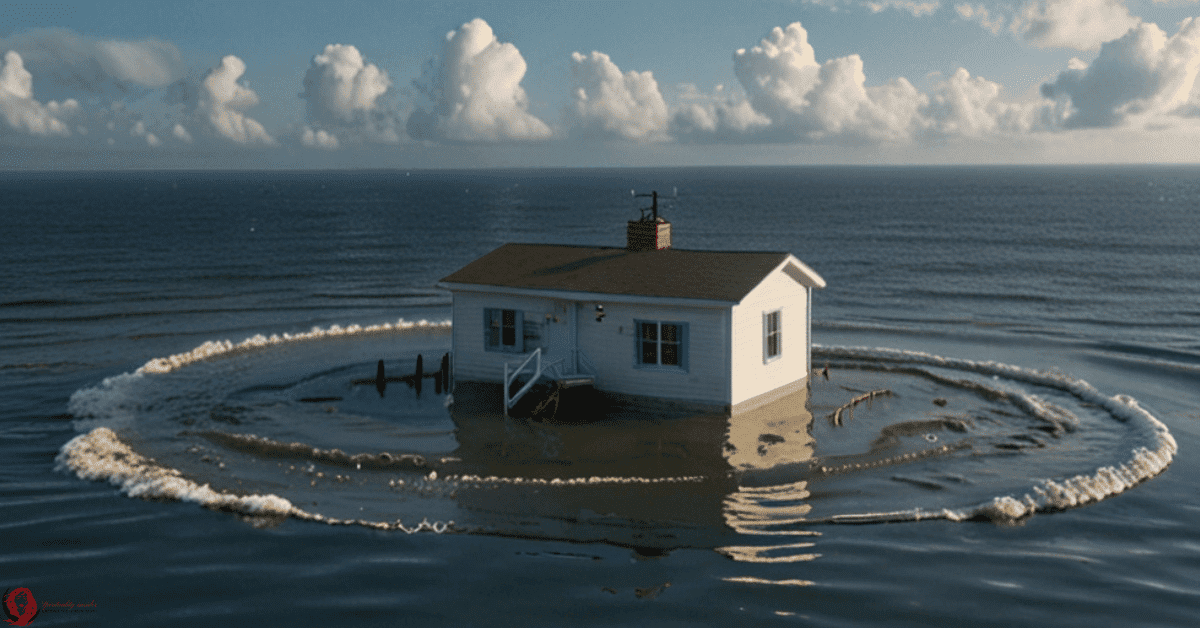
56, 323, 1176, 559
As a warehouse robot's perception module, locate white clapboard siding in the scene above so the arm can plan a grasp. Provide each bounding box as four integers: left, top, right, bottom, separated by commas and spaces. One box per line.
450, 290, 555, 383
729, 264, 810, 407
576, 300, 730, 405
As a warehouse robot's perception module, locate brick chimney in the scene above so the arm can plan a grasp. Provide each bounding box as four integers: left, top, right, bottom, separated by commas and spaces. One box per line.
627, 190, 671, 251
627, 217, 671, 251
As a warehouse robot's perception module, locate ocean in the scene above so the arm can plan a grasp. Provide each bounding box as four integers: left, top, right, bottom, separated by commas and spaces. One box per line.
2, 166, 1198, 626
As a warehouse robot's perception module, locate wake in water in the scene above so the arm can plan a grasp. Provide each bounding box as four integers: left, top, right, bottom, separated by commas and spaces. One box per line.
56, 320, 1176, 557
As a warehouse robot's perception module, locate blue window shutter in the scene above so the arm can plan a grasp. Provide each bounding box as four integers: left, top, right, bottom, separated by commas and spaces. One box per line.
680, 322, 689, 372
514, 309, 524, 353
484, 308, 495, 349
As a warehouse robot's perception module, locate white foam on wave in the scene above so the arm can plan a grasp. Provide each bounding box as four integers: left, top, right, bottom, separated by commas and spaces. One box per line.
55, 427, 454, 534
138, 318, 450, 375
812, 345, 1177, 524
58, 327, 1177, 532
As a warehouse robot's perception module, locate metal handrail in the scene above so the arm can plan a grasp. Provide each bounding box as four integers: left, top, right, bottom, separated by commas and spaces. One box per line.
575, 349, 597, 376
504, 348, 542, 416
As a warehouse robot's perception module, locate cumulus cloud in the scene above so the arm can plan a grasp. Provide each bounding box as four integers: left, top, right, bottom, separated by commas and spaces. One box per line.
670, 21, 1058, 144
955, 4, 1008, 35
669, 84, 771, 141
0, 50, 80, 136
199, 55, 274, 145
1012, 0, 1140, 50
172, 123, 192, 143
958, 0, 1140, 51
0, 28, 184, 91
925, 68, 1049, 135
1041, 18, 1200, 127
129, 119, 160, 147
302, 125, 340, 150
718, 22, 929, 142
565, 51, 667, 141
864, 0, 941, 16
300, 43, 399, 145
407, 18, 551, 142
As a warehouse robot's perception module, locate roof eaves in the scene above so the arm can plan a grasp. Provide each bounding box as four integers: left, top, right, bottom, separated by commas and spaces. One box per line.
436, 281, 738, 308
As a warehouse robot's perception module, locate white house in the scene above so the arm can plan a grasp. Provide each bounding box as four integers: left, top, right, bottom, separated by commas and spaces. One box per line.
437, 212, 826, 414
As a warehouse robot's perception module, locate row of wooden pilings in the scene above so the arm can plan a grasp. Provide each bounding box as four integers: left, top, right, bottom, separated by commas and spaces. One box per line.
371, 353, 451, 397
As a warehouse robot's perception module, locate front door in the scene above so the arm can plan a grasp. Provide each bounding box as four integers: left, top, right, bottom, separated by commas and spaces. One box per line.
543, 300, 576, 374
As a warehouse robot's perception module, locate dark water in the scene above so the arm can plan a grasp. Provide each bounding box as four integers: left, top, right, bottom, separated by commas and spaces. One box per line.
3, 167, 1199, 626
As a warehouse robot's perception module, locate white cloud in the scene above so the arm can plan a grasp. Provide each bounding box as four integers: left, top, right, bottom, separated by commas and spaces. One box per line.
955, 4, 1007, 35
864, 0, 941, 16
669, 84, 771, 141
958, 0, 1141, 51
1012, 0, 1141, 50
172, 123, 192, 143
0, 28, 184, 91
566, 51, 668, 141
671, 22, 1059, 145
129, 119, 160, 147
724, 22, 930, 142
301, 43, 398, 145
302, 125, 340, 150
199, 55, 274, 145
1041, 18, 1200, 127
0, 50, 80, 136
925, 68, 1049, 135
407, 18, 551, 142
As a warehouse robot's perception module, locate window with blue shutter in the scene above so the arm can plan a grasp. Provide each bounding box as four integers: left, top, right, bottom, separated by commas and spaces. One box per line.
484, 308, 523, 353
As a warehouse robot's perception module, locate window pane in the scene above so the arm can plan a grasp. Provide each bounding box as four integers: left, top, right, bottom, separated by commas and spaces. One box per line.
641, 322, 658, 341
661, 323, 677, 343
767, 334, 779, 357
662, 342, 678, 365
641, 340, 658, 364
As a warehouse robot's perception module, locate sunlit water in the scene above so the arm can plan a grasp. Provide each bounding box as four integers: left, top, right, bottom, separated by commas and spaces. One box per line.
4, 167, 1200, 626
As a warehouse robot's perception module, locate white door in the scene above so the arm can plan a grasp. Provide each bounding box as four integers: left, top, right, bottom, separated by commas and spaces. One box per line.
543, 300, 577, 374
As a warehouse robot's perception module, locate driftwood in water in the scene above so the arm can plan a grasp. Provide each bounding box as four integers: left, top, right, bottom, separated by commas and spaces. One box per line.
827, 389, 892, 426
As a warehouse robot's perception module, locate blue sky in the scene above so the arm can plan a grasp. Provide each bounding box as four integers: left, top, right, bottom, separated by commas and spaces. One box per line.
3, 0, 1200, 168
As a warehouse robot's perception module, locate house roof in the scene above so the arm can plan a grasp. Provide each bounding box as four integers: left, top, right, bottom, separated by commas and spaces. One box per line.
439, 243, 825, 303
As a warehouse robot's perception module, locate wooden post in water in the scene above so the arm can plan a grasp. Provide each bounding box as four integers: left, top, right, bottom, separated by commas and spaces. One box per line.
375, 360, 386, 397
414, 354, 423, 396
441, 353, 450, 393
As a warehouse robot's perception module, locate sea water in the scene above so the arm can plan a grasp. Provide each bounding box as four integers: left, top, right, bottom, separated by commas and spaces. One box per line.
3, 166, 1199, 626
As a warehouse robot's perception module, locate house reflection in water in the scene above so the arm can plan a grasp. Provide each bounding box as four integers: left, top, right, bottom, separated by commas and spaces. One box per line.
445, 382, 815, 555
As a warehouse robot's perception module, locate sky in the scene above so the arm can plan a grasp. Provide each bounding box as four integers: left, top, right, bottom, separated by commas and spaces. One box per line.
3, 0, 1200, 169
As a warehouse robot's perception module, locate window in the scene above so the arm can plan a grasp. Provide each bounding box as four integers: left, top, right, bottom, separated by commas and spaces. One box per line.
764, 310, 781, 362
485, 308, 523, 353
636, 320, 687, 369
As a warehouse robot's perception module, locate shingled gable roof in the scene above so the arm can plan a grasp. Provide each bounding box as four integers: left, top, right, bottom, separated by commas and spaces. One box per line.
439, 243, 823, 303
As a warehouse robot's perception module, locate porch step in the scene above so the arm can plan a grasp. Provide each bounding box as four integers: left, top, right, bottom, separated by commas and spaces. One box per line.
554, 374, 595, 388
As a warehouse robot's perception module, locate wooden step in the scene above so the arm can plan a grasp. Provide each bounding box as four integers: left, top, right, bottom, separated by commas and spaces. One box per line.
555, 375, 595, 388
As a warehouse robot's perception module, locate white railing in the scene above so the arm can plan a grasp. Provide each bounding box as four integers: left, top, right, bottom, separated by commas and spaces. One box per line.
574, 349, 597, 376
504, 348, 542, 416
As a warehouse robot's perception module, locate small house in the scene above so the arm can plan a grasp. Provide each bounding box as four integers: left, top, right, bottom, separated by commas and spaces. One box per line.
437, 199, 825, 414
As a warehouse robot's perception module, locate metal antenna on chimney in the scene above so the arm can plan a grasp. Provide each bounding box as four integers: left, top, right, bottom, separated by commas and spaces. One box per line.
631, 187, 678, 222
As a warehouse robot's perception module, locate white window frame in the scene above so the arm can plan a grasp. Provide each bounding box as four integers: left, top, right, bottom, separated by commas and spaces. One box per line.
764, 309, 782, 363
484, 308, 524, 353
634, 320, 688, 371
